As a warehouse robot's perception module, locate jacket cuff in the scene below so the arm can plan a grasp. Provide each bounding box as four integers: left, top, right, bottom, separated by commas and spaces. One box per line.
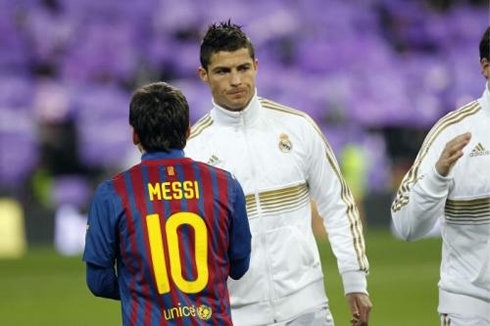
342, 271, 368, 295
418, 166, 452, 198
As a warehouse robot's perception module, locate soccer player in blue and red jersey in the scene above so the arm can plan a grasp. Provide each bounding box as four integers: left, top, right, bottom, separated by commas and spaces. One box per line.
83, 82, 252, 326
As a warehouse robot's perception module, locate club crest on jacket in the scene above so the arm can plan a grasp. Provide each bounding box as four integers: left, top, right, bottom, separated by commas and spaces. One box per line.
279, 133, 292, 153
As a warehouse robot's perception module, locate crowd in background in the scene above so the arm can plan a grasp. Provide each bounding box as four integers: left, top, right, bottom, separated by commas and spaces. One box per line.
0, 0, 487, 246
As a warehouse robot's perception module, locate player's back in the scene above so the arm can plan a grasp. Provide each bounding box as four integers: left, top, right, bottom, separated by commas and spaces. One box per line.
112, 153, 238, 326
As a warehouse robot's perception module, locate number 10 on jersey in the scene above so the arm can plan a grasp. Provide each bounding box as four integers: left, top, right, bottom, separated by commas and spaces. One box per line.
146, 212, 209, 294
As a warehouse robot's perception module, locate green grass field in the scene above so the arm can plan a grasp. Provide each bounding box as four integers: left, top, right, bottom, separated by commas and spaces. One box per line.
0, 229, 441, 326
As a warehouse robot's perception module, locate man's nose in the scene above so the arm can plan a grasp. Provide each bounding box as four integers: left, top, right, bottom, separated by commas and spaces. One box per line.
230, 71, 241, 86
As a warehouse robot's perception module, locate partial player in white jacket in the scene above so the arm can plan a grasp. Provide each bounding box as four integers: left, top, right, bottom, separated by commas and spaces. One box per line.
185, 21, 371, 326
391, 26, 490, 326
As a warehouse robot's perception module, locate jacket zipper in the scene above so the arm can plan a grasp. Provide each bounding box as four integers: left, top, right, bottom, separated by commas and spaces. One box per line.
240, 111, 277, 322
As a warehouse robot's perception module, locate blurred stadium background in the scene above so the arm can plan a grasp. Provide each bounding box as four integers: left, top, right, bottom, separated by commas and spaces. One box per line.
0, 0, 487, 325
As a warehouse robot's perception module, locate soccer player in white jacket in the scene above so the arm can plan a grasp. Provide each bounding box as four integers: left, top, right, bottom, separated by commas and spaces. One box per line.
391, 27, 490, 326
186, 21, 372, 326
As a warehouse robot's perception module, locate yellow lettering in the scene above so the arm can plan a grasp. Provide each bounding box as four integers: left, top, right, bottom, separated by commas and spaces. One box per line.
162, 182, 172, 200
171, 182, 183, 199
147, 212, 210, 295
147, 214, 170, 294
163, 309, 172, 320
148, 183, 161, 201
167, 213, 208, 293
177, 303, 183, 317
170, 307, 179, 319
194, 181, 200, 199
183, 181, 194, 199
182, 306, 190, 317
189, 305, 196, 317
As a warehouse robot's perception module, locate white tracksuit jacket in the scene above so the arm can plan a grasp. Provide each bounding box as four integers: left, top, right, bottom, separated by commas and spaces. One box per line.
391, 84, 490, 319
185, 93, 369, 325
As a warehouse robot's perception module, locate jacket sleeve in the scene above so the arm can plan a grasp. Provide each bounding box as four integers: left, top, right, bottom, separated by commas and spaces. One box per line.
305, 121, 369, 295
391, 125, 452, 242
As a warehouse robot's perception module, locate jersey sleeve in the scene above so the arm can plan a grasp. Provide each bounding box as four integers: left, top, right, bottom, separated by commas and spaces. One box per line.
86, 262, 120, 300
305, 121, 369, 295
228, 177, 252, 280
391, 125, 452, 241
82, 181, 121, 268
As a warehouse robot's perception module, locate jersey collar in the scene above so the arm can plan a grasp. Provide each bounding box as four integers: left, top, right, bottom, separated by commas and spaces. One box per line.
141, 149, 186, 161
211, 89, 261, 126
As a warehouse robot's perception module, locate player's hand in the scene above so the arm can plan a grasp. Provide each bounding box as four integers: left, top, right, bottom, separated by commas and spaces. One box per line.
435, 132, 471, 177
346, 293, 372, 326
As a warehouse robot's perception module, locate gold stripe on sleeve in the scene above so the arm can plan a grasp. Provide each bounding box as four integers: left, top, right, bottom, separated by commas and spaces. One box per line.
189, 114, 213, 140
391, 102, 481, 213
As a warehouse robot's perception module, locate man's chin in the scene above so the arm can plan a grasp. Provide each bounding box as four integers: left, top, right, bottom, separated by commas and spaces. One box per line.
221, 100, 246, 111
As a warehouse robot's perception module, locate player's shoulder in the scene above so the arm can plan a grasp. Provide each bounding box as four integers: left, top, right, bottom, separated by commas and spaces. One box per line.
101, 163, 142, 195
428, 99, 481, 138
91, 178, 118, 205
192, 160, 235, 182
435, 99, 481, 129
420, 99, 481, 150
188, 113, 214, 141
259, 97, 317, 128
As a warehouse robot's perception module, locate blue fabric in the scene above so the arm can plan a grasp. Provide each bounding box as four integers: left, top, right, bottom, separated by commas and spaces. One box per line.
82, 181, 121, 268
229, 256, 250, 280
228, 179, 251, 279
86, 262, 120, 300
82, 152, 252, 325
142, 149, 185, 161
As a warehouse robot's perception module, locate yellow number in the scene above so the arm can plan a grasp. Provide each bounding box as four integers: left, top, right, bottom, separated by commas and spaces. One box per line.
146, 212, 209, 294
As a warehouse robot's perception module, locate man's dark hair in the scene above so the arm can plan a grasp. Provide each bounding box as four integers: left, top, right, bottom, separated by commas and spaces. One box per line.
200, 20, 255, 70
479, 26, 489, 61
129, 82, 189, 152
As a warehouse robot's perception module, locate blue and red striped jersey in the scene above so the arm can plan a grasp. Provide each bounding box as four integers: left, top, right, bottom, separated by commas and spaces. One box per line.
83, 150, 251, 326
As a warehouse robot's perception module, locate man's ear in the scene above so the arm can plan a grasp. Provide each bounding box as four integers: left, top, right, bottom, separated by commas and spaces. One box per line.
481, 58, 490, 79
132, 126, 140, 145
199, 67, 208, 83
185, 125, 191, 140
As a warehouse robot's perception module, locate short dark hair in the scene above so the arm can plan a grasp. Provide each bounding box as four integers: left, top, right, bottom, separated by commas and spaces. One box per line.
129, 82, 189, 152
480, 26, 489, 61
200, 20, 255, 70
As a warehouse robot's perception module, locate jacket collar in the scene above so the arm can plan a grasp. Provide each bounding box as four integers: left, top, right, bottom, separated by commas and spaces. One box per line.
481, 82, 490, 117
211, 90, 261, 126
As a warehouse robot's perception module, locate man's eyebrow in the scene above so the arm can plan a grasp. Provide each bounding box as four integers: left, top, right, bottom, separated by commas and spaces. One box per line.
212, 66, 231, 72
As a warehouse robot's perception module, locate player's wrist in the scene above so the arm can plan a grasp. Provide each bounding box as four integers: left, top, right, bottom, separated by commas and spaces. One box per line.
419, 166, 452, 198
342, 271, 368, 295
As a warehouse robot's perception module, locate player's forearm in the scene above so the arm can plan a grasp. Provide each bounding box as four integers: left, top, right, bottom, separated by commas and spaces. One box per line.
229, 255, 251, 280
86, 263, 120, 300
392, 166, 449, 241
342, 270, 368, 295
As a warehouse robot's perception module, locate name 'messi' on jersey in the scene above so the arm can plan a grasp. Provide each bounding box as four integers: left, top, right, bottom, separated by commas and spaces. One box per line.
148, 181, 200, 201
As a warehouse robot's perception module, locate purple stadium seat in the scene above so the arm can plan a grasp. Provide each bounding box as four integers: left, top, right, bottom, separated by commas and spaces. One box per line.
51, 175, 91, 208
61, 21, 139, 83
71, 83, 133, 168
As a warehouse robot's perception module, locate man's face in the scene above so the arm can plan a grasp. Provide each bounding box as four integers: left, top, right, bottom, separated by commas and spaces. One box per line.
199, 48, 258, 111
